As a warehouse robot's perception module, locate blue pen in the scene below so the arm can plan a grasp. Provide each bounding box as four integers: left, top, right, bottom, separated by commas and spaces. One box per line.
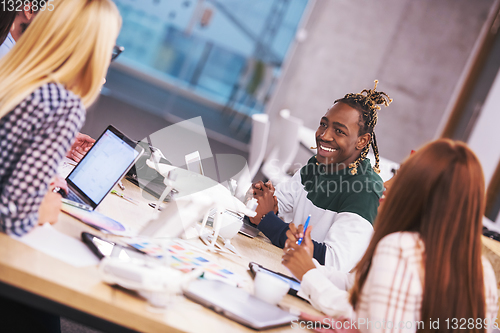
297, 215, 311, 245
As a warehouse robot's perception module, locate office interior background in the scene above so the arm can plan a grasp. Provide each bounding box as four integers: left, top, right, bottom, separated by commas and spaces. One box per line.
82, 0, 500, 224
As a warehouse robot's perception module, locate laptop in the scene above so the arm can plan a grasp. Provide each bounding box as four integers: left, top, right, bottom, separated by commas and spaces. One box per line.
184, 279, 298, 330
239, 216, 261, 238
63, 125, 144, 210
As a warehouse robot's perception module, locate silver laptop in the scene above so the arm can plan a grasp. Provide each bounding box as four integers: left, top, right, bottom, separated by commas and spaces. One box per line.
239, 216, 260, 238
184, 279, 298, 330
63, 125, 144, 210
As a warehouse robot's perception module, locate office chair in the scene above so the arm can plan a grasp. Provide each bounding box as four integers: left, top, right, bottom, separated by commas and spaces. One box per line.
228, 113, 270, 200
261, 109, 303, 184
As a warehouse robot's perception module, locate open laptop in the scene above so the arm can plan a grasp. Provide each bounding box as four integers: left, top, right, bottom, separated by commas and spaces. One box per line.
238, 216, 260, 238
63, 125, 144, 210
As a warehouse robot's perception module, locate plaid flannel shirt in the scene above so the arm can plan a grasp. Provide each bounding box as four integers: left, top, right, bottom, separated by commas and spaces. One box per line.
0, 83, 85, 236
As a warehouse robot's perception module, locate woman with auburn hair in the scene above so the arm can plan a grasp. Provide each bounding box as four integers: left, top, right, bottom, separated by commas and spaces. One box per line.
283, 139, 498, 333
0, 0, 121, 237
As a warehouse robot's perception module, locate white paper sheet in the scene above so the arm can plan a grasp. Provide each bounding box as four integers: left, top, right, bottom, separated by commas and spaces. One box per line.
15, 223, 100, 267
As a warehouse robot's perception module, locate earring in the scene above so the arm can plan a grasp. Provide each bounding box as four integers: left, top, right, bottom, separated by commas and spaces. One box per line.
310, 146, 317, 149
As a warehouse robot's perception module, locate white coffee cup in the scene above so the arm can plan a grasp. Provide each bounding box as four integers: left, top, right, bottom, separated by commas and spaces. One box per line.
217, 211, 243, 240
253, 271, 290, 305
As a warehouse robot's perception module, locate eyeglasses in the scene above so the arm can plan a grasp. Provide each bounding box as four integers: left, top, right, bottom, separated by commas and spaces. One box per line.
111, 45, 124, 62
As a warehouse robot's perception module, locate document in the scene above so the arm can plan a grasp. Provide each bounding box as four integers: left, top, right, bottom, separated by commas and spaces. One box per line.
15, 223, 100, 267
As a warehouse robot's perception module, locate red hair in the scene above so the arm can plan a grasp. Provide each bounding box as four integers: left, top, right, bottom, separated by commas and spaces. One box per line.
350, 139, 486, 333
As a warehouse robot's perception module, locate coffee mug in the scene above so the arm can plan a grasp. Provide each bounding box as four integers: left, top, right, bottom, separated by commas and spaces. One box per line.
253, 271, 290, 305
218, 211, 243, 240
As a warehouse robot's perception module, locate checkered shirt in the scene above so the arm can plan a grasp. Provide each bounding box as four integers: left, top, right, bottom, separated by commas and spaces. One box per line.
0, 83, 85, 236
355, 232, 498, 333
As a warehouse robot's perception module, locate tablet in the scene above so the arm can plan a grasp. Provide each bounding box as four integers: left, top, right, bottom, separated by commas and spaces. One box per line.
81, 232, 146, 261
65, 125, 143, 210
184, 279, 298, 330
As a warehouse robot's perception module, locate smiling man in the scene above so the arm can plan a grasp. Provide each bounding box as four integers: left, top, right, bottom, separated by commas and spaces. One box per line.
250, 81, 392, 272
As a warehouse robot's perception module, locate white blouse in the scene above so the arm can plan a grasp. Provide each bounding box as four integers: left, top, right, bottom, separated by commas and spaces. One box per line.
299, 232, 499, 332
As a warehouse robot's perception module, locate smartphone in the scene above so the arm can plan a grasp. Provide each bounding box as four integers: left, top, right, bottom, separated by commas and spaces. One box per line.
81, 232, 146, 261
249, 262, 302, 298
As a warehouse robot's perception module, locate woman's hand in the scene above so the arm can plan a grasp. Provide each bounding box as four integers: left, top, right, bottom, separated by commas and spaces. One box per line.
286, 222, 314, 256
67, 133, 94, 162
282, 224, 315, 280
38, 177, 67, 225
249, 180, 278, 225
38, 191, 62, 225
50, 175, 68, 196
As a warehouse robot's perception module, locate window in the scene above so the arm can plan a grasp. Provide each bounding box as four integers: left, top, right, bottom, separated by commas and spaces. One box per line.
107, 0, 310, 141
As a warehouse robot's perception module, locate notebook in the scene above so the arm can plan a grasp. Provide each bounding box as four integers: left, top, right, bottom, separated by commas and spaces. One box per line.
63, 125, 144, 210
184, 279, 298, 330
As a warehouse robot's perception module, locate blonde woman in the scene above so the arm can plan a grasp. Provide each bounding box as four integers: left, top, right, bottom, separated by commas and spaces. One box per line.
0, 0, 122, 237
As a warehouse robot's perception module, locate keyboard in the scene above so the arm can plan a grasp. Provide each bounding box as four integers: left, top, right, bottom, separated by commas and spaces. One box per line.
66, 190, 86, 204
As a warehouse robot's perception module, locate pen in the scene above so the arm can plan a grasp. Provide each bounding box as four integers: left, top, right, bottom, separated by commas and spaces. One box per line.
110, 190, 138, 205
297, 215, 311, 245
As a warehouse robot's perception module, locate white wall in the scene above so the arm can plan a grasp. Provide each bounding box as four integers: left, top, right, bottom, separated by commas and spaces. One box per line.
266, 0, 494, 165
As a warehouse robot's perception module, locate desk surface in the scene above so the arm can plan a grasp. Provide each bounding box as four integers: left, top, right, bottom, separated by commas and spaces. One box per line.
4, 179, 500, 332
0, 180, 321, 333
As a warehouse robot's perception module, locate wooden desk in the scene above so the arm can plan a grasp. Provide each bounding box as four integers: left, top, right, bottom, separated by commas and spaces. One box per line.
6, 179, 499, 332
0, 180, 321, 332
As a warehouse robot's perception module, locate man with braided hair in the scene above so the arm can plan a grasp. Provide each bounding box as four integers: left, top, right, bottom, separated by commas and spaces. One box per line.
251, 81, 391, 272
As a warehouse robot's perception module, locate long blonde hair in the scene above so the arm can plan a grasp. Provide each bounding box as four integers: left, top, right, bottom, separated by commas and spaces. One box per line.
0, 0, 121, 119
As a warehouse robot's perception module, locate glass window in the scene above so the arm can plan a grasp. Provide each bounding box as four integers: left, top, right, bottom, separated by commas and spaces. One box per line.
110, 0, 309, 138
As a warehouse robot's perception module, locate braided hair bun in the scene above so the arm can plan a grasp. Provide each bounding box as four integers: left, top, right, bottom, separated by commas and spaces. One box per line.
334, 80, 393, 175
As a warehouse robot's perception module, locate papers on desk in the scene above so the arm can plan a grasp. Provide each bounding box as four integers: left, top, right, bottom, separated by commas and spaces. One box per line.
14, 223, 100, 267
167, 241, 244, 286
127, 238, 245, 286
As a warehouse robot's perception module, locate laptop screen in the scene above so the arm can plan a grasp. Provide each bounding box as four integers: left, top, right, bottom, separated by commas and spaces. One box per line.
68, 129, 140, 204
